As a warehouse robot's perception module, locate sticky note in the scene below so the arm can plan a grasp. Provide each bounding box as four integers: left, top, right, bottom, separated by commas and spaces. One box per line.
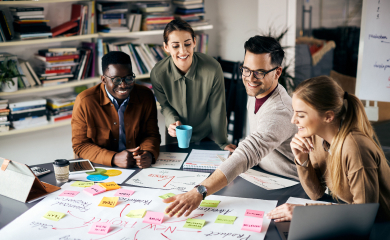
114, 189, 135, 198
183, 218, 206, 229
88, 222, 111, 235
126, 209, 147, 218
142, 211, 164, 225
98, 197, 119, 208
98, 182, 121, 191
241, 217, 263, 233
245, 209, 264, 218
71, 181, 94, 187
200, 200, 220, 207
43, 211, 66, 221
215, 215, 237, 224
84, 185, 106, 196
159, 193, 176, 199
59, 190, 79, 197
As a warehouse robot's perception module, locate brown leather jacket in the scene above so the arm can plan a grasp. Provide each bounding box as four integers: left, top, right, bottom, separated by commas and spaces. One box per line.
71, 83, 160, 166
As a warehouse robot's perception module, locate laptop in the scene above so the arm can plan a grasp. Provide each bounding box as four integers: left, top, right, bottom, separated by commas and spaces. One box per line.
276, 203, 379, 240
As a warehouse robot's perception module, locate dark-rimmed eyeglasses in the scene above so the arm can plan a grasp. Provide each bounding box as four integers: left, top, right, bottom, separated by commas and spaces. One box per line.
104, 73, 136, 85
239, 66, 279, 80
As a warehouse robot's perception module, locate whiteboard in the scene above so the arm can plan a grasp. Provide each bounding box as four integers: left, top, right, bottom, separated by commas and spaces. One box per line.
356, 0, 390, 102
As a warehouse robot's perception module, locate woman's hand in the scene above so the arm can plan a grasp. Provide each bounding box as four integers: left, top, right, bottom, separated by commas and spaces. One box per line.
168, 121, 182, 137
290, 134, 314, 164
266, 203, 303, 222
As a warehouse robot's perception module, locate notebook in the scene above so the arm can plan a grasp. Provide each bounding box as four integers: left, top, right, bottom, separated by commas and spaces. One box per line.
183, 149, 230, 170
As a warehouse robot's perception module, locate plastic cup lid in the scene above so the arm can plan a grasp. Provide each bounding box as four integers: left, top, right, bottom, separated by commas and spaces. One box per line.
53, 159, 69, 167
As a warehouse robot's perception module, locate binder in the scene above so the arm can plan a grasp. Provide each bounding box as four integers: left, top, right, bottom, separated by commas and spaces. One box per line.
0, 158, 61, 203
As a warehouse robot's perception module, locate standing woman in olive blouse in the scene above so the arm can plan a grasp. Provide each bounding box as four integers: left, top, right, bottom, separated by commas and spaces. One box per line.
151, 19, 236, 151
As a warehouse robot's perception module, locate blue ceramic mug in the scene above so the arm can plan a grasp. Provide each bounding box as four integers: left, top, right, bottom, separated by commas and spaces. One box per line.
176, 125, 193, 148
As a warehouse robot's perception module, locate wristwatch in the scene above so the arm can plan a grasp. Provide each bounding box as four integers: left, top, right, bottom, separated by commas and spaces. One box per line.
194, 185, 207, 200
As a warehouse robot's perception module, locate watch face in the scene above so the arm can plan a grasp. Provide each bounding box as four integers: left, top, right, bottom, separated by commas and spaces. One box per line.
197, 185, 206, 194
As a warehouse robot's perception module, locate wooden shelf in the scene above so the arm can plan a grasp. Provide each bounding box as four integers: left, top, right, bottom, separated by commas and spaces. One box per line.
0, 120, 71, 137
0, 34, 99, 47
0, 0, 93, 4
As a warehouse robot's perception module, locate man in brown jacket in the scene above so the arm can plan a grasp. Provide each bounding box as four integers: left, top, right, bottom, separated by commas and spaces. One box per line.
72, 51, 160, 168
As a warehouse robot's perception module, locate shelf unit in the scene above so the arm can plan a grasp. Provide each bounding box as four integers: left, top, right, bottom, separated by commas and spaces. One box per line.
0, 120, 71, 137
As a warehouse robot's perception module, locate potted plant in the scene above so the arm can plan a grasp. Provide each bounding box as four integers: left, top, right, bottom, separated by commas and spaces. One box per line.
0, 58, 24, 92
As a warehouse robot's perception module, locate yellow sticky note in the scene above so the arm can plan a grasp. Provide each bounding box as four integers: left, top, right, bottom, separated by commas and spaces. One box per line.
98, 182, 121, 191
98, 197, 119, 208
159, 193, 176, 199
126, 209, 147, 218
200, 200, 220, 207
215, 215, 237, 224
71, 181, 94, 188
183, 218, 206, 229
43, 211, 66, 221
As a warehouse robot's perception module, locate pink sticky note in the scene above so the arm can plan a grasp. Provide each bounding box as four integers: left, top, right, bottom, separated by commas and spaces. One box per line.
59, 190, 79, 197
241, 217, 263, 233
142, 212, 164, 225
84, 185, 106, 196
114, 189, 135, 198
245, 209, 264, 218
88, 222, 111, 235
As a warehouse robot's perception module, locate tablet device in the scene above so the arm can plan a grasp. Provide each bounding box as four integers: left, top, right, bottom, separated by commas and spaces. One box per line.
69, 159, 95, 174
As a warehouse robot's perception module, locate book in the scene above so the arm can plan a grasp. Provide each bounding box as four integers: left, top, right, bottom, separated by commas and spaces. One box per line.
131, 14, 142, 32
8, 97, 47, 110
10, 7, 44, 12
35, 54, 79, 62
18, 60, 36, 86
81, 42, 96, 77
183, 149, 230, 170
175, 8, 204, 14
51, 20, 78, 37
0, 11, 12, 40
11, 11, 44, 17
96, 2, 128, 13
24, 61, 41, 85
9, 108, 47, 122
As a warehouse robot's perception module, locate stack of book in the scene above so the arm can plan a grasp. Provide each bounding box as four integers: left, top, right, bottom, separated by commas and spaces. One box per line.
0, 99, 10, 132
11, 7, 52, 40
8, 97, 48, 130
46, 93, 77, 123
103, 41, 169, 75
174, 0, 208, 27
136, 2, 174, 31
194, 33, 209, 54
97, 2, 129, 33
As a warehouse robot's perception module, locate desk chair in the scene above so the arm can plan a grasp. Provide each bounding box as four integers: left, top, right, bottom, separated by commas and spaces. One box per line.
216, 57, 247, 146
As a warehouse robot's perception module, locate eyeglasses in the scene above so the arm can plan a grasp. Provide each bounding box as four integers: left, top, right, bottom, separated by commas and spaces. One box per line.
239, 66, 279, 80
104, 73, 136, 85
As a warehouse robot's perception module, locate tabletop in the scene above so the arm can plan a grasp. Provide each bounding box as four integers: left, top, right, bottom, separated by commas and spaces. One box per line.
0, 141, 388, 239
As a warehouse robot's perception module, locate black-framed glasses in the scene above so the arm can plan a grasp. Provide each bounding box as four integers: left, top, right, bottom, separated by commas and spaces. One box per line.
104, 73, 136, 85
239, 66, 279, 80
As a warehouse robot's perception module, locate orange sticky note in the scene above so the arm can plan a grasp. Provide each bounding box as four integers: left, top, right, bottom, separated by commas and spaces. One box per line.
98, 182, 121, 191
98, 197, 119, 208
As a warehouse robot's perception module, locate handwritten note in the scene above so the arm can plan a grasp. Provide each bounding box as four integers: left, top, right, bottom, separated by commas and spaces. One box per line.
151, 152, 188, 169
88, 222, 111, 235
143, 212, 164, 225
159, 193, 176, 199
59, 190, 79, 197
84, 185, 106, 196
200, 200, 220, 207
98, 197, 119, 208
241, 217, 263, 233
43, 211, 66, 221
245, 209, 264, 218
98, 182, 121, 191
183, 219, 206, 229
126, 209, 147, 218
114, 189, 135, 198
239, 169, 299, 190
71, 181, 94, 187
215, 215, 237, 224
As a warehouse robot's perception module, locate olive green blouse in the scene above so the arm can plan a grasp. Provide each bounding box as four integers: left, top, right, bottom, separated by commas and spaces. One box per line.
150, 52, 228, 149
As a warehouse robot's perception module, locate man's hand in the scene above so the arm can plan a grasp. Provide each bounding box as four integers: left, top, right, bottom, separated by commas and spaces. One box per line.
133, 151, 153, 168
168, 121, 182, 137
112, 147, 141, 168
266, 203, 303, 222
224, 144, 237, 153
163, 188, 203, 217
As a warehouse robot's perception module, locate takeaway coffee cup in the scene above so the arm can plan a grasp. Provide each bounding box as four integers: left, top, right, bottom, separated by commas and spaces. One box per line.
53, 159, 70, 182
176, 125, 193, 148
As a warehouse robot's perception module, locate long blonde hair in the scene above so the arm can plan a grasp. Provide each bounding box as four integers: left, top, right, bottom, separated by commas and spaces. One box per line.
294, 76, 384, 198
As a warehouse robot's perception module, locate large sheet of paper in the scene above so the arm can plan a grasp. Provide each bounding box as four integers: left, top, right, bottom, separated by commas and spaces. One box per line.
184, 149, 230, 169
150, 152, 188, 169
69, 167, 135, 184
286, 197, 332, 205
0, 182, 277, 240
126, 168, 210, 191
239, 169, 299, 190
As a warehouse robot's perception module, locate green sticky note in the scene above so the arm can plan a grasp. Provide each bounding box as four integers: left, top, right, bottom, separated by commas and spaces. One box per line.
159, 193, 176, 199
71, 181, 94, 187
43, 211, 66, 221
126, 209, 146, 218
183, 218, 206, 229
200, 200, 220, 207
215, 215, 237, 224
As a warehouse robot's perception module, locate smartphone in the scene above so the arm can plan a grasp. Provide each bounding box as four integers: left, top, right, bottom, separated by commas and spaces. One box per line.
69, 159, 95, 174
